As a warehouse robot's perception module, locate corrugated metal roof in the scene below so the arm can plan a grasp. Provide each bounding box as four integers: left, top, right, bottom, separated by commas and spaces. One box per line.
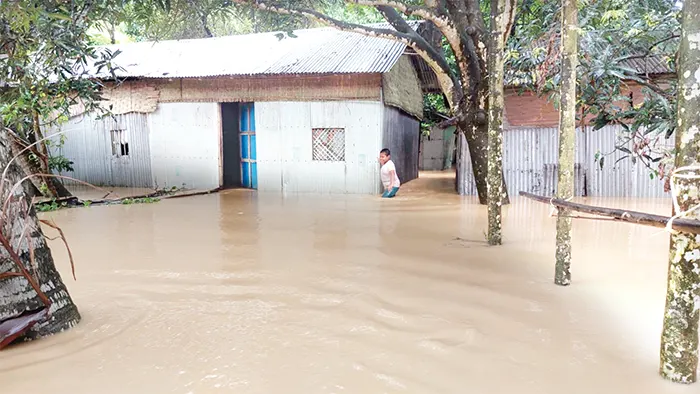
92, 23, 415, 79
503, 53, 675, 88
621, 54, 674, 75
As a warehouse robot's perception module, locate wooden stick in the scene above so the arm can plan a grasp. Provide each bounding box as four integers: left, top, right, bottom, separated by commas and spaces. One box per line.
33, 196, 79, 206
519, 191, 700, 234
82, 188, 221, 206
160, 188, 221, 200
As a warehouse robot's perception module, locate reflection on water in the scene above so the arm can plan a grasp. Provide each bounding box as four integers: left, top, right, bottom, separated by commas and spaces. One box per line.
0, 172, 694, 393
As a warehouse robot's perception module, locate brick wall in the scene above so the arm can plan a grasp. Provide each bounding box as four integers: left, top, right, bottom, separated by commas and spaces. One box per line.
67, 74, 384, 119
504, 82, 651, 127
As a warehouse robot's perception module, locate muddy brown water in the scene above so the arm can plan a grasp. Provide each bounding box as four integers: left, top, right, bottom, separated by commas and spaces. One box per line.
0, 173, 697, 393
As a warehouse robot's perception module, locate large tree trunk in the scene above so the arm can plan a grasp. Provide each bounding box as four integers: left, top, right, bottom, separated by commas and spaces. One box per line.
659, 0, 700, 382
487, 0, 508, 246
458, 108, 510, 205
554, 0, 578, 286
0, 130, 80, 346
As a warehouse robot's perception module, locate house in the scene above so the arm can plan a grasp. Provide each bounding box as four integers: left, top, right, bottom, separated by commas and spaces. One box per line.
51, 23, 425, 194
418, 54, 676, 198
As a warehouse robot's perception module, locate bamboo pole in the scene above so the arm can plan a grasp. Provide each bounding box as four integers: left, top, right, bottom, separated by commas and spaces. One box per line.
519, 191, 700, 234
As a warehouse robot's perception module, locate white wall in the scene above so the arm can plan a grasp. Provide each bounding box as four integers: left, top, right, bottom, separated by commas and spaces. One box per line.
148, 102, 221, 190
255, 101, 383, 194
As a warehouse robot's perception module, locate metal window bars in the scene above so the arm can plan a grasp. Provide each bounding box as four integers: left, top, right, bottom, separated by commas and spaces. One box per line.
312, 128, 345, 162
110, 129, 129, 157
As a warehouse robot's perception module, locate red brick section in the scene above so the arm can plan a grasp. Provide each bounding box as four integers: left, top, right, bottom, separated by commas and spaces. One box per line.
505, 90, 559, 127
504, 82, 664, 128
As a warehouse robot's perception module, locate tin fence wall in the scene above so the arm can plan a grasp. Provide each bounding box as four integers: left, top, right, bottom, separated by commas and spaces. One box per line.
382, 105, 420, 184
50, 113, 153, 188
458, 125, 672, 198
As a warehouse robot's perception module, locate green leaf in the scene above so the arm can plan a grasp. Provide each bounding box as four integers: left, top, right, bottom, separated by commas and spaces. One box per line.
46, 12, 71, 21
615, 155, 629, 165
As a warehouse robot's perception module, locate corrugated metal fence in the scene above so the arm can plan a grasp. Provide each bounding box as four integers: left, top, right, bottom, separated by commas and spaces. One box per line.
382, 106, 420, 184
459, 125, 673, 198
51, 113, 153, 188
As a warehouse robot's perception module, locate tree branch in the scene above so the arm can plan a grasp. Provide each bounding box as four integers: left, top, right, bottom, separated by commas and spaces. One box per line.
618, 34, 680, 63
356, 1, 475, 104
623, 74, 674, 98
187, 0, 214, 37
351, 0, 444, 23
233, 1, 417, 45
445, 0, 484, 109
503, 0, 518, 43
0, 272, 23, 280
231, 0, 462, 107
371, 5, 462, 105
460, 0, 485, 33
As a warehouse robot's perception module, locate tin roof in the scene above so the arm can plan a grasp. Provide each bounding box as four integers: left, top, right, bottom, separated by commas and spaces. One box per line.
92, 23, 415, 79
621, 54, 674, 75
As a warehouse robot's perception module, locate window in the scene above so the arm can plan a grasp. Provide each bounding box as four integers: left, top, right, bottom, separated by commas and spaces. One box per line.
312, 128, 345, 162
110, 129, 129, 157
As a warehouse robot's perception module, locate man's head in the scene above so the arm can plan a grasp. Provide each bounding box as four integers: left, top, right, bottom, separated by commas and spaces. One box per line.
379, 148, 391, 165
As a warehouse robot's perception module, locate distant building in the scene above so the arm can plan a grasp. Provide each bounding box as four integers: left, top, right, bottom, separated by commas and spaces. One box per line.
52, 24, 425, 194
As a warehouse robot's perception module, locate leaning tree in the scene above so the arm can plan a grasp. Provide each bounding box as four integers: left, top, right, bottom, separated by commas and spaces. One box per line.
227, 0, 515, 204
0, 126, 80, 349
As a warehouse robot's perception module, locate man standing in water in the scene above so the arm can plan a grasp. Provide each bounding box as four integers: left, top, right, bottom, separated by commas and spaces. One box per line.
379, 148, 400, 198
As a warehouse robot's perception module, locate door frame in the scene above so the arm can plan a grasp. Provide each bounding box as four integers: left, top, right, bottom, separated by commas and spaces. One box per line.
239, 102, 257, 189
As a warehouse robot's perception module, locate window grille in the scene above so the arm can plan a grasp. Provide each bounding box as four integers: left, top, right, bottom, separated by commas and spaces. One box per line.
110, 129, 129, 157
311, 128, 345, 162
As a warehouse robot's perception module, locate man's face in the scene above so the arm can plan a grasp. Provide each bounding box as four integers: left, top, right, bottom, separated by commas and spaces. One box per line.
379, 153, 389, 165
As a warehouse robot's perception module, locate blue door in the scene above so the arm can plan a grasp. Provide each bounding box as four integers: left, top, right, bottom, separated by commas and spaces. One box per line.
240, 103, 257, 189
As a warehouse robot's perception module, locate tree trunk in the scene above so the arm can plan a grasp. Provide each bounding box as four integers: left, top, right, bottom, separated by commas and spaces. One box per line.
48, 177, 73, 198
487, 0, 508, 245
9, 133, 73, 199
659, 0, 700, 382
458, 110, 510, 205
660, 169, 700, 383
109, 21, 116, 44
33, 113, 74, 199
0, 130, 80, 346
554, 0, 578, 286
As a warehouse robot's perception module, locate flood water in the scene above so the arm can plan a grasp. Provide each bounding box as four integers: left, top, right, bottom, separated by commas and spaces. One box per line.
1, 172, 697, 393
